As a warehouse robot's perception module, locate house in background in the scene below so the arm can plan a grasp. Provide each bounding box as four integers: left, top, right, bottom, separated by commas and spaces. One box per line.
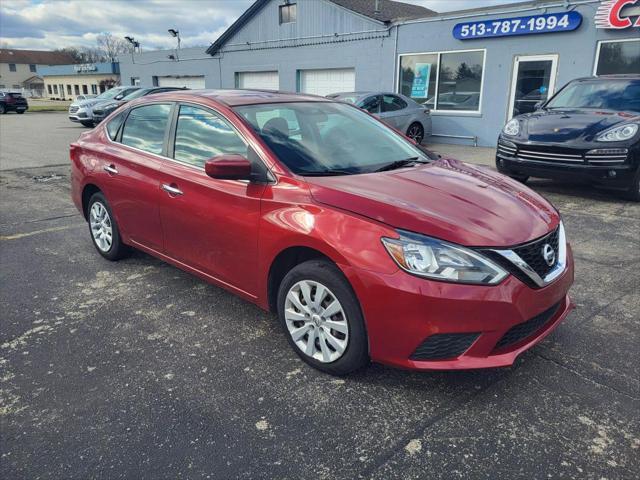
0, 49, 76, 97
39, 62, 121, 101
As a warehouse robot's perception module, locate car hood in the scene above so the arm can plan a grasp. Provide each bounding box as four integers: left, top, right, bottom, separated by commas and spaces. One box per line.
522, 108, 639, 142
306, 158, 559, 247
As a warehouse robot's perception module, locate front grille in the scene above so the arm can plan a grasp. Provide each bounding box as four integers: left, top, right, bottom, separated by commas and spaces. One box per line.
512, 227, 560, 279
585, 149, 628, 165
497, 141, 584, 166
69, 106, 79, 114
494, 302, 561, 351
410, 332, 480, 361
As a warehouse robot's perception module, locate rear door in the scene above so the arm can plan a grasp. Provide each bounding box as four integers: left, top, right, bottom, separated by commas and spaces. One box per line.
157, 103, 266, 297
99, 103, 172, 251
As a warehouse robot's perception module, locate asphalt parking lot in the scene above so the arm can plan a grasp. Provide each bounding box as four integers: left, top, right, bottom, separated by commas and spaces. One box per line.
1, 112, 639, 479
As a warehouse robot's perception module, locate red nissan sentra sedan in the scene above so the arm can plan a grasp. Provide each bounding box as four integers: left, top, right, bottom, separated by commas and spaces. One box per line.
70, 90, 574, 375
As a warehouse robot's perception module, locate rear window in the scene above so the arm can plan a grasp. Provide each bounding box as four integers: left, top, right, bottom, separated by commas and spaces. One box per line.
121, 104, 172, 155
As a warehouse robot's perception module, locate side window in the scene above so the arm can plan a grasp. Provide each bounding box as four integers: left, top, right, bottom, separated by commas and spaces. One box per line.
173, 105, 247, 167
360, 96, 380, 114
106, 110, 127, 141
382, 95, 407, 112
121, 104, 172, 155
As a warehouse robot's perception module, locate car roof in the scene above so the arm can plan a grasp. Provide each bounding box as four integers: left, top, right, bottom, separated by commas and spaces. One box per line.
147, 89, 332, 107
574, 74, 640, 81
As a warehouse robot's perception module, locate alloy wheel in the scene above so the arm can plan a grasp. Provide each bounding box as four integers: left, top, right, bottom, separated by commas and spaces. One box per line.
407, 123, 424, 144
89, 202, 113, 252
284, 280, 349, 363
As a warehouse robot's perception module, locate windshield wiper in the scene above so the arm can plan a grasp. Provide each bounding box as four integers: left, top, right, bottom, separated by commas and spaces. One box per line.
374, 157, 426, 173
299, 169, 355, 177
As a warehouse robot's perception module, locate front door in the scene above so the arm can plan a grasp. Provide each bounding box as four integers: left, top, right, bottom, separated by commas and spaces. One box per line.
158, 103, 265, 297
508, 54, 558, 118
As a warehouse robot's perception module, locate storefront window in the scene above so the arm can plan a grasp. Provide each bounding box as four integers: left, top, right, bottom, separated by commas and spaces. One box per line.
595, 39, 640, 75
399, 50, 484, 112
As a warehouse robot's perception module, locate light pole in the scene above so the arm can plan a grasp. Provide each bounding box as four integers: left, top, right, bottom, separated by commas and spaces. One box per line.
168, 28, 180, 61
124, 36, 140, 54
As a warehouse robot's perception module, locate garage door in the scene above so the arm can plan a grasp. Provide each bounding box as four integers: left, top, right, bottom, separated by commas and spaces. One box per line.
299, 68, 355, 97
236, 71, 279, 90
157, 76, 205, 89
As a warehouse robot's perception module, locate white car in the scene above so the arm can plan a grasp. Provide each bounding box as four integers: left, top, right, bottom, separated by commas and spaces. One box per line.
68, 86, 139, 127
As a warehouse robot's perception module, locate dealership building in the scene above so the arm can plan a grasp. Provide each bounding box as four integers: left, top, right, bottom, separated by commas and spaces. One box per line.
119, 0, 640, 146
39, 62, 120, 101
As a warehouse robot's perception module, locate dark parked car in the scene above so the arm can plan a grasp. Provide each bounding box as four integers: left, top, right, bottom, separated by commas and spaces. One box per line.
91, 87, 187, 123
496, 75, 640, 201
0, 92, 28, 114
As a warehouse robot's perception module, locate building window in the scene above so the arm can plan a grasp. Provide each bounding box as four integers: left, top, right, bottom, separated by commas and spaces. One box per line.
131, 77, 140, 86
82, 85, 88, 94
595, 39, 640, 76
67, 85, 72, 94
29, 64, 37, 73
398, 49, 485, 113
12, 84, 20, 89
279, 3, 297, 24
47, 85, 52, 94
9, 63, 16, 72
74, 85, 80, 95
91, 84, 98, 94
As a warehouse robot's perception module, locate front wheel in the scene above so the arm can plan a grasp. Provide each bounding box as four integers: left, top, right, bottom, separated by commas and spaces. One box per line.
407, 122, 424, 144
624, 171, 640, 202
277, 259, 369, 375
87, 192, 129, 260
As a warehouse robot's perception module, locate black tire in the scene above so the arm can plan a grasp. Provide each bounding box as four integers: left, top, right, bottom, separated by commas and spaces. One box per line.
623, 170, 640, 202
407, 122, 424, 144
16, 110, 25, 114
87, 192, 129, 261
80, 121, 94, 128
0, 104, 6, 114
277, 259, 369, 375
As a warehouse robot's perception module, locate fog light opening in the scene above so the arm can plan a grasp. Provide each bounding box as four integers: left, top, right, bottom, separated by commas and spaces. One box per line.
608, 170, 617, 178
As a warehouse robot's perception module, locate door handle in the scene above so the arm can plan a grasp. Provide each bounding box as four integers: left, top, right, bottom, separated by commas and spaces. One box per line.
103, 164, 118, 175
161, 183, 183, 196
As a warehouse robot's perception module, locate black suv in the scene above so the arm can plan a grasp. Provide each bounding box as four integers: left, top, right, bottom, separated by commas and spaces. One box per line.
92, 87, 187, 123
496, 75, 640, 201
0, 92, 28, 114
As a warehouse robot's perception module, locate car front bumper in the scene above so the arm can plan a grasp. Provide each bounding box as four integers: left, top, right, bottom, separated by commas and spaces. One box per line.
344, 244, 574, 370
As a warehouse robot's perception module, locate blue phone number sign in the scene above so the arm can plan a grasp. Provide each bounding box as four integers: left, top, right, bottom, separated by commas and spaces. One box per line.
453, 12, 583, 40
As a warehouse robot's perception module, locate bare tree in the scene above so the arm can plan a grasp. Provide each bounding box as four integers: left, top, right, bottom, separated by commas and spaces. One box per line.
96, 33, 132, 61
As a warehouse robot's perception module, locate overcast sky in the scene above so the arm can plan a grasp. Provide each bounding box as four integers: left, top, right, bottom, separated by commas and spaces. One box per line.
0, 0, 527, 51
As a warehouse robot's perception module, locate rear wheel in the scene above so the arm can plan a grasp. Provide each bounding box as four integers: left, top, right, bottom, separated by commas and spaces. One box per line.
87, 192, 129, 261
407, 122, 424, 144
277, 259, 369, 375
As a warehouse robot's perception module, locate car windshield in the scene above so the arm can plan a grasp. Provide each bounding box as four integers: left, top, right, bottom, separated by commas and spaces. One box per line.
545, 79, 640, 113
234, 102, 431, 175
96, 88, 129, 100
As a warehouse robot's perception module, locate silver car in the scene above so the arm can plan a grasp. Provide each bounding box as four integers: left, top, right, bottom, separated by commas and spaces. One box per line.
327, 92, 432, 144
68, 86, 139, 127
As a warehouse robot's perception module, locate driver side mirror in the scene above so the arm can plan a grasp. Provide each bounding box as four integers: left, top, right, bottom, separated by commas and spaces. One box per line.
534, 101, 544, 110
114, 94, 124, 100
205, 154, 252, 180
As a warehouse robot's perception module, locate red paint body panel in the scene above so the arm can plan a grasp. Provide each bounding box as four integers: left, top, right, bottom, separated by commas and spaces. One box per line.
70, 90, 574, 371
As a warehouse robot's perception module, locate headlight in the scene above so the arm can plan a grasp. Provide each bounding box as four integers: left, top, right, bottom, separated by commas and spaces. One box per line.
596, 123, 638, 142
381, 231, 508, 285
503, 118, 520, 136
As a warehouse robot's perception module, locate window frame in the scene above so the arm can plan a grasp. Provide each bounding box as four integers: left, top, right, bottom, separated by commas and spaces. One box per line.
396, 48, 486, 115
279, 3, 297, 24
29, 64, 36, 73
593, 38, 640, 76
9, 63, 16, 72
